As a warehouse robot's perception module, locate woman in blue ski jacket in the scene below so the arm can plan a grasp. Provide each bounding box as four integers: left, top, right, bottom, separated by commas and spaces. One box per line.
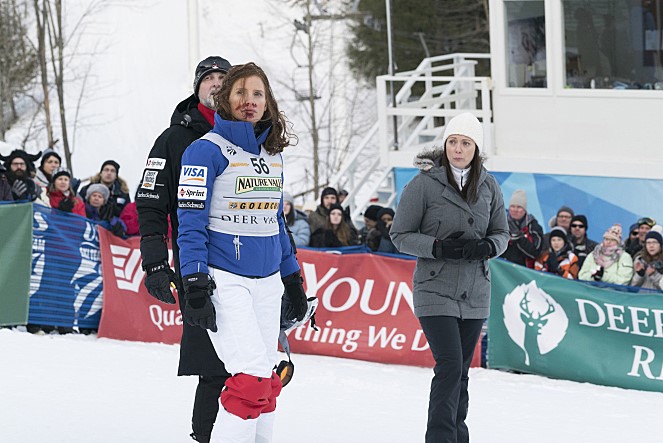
177, 63, 308, 443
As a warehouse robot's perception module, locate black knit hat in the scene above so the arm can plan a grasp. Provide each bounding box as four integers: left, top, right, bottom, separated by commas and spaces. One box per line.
645, 230, 663, 246
363, 204, 383, 222
328, 203, 344, 214
571, 215, 588, 230
377, 207, 395, 220
320, 186, 338, 205
101, 160, 120, 174
549, 226, 568, 241
193, 56, 232, 98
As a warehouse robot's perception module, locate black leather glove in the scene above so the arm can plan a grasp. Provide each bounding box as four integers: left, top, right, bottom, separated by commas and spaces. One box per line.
182, 273, 217, 332
11, 180, 28, 199
140, 235, 177, 304
110, 218, 126, 237
283, 271, 308, 321
592, 267, 605, 281
462, 239, 494, 260
57, 197, 75, 212
432, 231, 466, 259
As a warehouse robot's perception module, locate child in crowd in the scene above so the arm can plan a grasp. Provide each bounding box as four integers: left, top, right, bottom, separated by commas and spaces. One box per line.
535, 226, 579, 279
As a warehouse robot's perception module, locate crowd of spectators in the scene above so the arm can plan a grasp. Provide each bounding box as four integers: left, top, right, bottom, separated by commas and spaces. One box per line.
0, 148, 131, 238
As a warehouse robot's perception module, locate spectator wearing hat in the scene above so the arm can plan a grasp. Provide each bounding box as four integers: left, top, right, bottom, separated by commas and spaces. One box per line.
500, 189, 544, 268
34, 149, 61, 192
48, 167, 86, 217
307, 186, 339, 236
135, 55, 232, 443
84, 183, 126, 237
0, 149, 42, 202
626, 217, 657, 258
0, 164, 14, 201
535, 227, 579, 279
283, 192, 310, 247
630, 231, 663, 291
543, 205, 575, 249
624, 223, 640, 254
570, 215, 599, 268
358, 204, 383, 245
309, 203, 359, 248
579, 224, 633, 285
367, 207, 398, 253
78, 160, 131, 217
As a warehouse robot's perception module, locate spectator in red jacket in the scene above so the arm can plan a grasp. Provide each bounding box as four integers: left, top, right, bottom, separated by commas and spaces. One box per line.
120, 201, 140, 236
48, 167, 85, 216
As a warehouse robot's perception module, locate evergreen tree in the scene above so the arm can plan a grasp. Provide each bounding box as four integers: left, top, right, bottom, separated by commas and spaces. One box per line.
346, 0, 489, 83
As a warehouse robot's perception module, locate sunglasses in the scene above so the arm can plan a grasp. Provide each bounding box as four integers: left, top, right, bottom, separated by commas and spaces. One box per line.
570, 224, 585, 228
637, 217, 656, 227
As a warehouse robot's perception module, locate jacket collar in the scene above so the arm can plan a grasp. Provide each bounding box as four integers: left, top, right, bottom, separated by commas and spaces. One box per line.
212, 114, 271, 155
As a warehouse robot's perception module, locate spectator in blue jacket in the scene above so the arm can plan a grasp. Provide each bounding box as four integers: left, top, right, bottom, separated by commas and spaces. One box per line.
283, 191, 310, 247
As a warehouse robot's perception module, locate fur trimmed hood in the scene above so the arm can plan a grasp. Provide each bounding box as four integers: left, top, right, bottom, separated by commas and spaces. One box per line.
86, 172, 130, 194
413, 148, 444, 171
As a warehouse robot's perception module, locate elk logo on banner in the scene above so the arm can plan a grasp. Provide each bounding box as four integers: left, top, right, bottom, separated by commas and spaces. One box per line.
503, 281, 569, 365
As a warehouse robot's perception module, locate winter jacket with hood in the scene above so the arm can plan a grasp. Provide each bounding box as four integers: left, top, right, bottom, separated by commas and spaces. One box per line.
48, 189, 86, 217
390, 149, 509, 319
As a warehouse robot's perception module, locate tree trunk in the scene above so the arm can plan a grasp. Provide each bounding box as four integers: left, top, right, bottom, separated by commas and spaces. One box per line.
34, 0, 54, 148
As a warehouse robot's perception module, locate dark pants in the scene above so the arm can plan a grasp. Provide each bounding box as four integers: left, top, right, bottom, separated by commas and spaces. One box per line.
191, 375, 227, 443
419, 316, 484, 443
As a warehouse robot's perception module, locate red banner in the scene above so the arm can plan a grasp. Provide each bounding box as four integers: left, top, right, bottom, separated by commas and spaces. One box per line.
97, 231, 480, 367
97, 229, 183, 344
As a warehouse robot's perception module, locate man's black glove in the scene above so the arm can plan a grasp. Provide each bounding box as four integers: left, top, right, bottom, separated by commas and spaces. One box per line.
109, 219, 126, 238
57, 197, 75, 212
182, 273, 217, 332
592, 266, 605, 281
462, 239, 494, 260
11, 180, 28, 199
140, 235, 177, 304
283, 271, 308, 321
433, 231, 466, 259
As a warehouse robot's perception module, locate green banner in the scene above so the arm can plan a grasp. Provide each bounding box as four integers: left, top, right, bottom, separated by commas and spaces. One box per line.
488, 258, 663, 393
0, 202, 32, 326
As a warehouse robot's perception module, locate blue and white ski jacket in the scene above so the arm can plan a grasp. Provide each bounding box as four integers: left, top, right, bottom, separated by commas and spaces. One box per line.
177, 114, 299, 279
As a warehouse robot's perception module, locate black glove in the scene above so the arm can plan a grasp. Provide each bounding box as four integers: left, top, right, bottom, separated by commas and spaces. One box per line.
432, 231, 466, 259
140, 235, 177, 304
57, 197, 75, 212
592, 267, 605, 281
283, 271, 308, 321
182, 273, 217, 332
11, 180, 28, 199
462, 239, 494, 260
546, 253, 560, 274
110, 218, 126, 237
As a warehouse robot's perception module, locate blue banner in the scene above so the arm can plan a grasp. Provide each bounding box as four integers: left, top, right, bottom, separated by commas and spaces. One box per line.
393, 168, 663, 242
30, 205, 106, 329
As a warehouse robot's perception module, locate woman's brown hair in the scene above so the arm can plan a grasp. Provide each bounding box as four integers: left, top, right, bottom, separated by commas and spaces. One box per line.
213, 62, 296, 155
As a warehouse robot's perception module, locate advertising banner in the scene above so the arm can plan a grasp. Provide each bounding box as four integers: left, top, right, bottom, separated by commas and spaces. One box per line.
97, 229, 182, 344
488, 258, 663, 393
29, 205, 103, 329
291, 249, 482, 368
0, 202, 32, 326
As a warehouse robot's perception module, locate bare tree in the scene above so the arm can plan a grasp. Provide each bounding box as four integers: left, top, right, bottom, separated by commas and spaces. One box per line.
0, 0, 38, 140
33, 0, 55, 148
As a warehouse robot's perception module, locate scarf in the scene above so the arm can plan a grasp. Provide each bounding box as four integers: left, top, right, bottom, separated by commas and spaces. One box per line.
592, 243, 623, 268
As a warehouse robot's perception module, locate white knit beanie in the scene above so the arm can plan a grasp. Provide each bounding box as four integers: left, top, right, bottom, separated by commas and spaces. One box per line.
441, 112, 484, 152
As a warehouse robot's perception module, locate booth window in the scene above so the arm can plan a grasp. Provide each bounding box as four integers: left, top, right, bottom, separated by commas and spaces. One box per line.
563, 0, 663, 89
505, 0, 547, 87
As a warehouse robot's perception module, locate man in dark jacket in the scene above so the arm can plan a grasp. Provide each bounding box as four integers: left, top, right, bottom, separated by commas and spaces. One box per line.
500, 189, 544, 268
0, 164, 14, 201
1, 149, 42, 201
307, 186, 338, 235
570, 214, 598, 268
136, 56, 232, 443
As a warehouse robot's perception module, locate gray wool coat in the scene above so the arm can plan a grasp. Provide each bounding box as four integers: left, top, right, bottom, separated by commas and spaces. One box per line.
390, 150, 509, 319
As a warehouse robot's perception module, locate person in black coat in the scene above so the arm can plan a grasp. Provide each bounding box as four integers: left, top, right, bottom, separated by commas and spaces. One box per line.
136, 56, 232, 443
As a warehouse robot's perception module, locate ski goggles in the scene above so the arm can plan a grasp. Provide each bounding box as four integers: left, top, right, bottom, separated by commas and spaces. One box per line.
637, 217, 656, 227
276, 360, 295, 387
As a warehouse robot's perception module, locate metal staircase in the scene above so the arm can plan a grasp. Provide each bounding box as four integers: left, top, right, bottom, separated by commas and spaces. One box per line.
328, 53, 493, 223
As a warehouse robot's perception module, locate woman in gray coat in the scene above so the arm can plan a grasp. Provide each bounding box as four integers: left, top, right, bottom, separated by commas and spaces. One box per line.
390, 112, 509, 443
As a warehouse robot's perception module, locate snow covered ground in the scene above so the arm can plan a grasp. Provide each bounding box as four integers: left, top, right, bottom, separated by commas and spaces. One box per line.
1, 328, 661, 443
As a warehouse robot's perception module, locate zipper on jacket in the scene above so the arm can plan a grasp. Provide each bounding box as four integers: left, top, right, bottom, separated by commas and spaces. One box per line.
233, 235, 243, 260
